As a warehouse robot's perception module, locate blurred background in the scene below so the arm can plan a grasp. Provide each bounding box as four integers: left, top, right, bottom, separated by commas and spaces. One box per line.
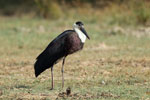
0, 0, 149, 25
0, 0, 150, 99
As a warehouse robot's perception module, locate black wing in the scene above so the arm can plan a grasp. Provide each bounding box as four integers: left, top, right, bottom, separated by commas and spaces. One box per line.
34, 30, 74, 77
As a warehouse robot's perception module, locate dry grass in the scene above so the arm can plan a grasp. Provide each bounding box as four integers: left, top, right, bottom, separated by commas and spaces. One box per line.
0, 17, 150, 100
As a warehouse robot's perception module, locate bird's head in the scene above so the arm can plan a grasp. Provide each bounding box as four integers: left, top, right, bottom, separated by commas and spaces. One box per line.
73, 21, 90, 40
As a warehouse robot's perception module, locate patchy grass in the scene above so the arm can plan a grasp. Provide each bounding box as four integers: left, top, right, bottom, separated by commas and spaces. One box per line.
0, 17, 150, 100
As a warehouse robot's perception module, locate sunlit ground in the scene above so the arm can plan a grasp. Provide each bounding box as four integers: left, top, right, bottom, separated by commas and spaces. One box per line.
0, 17, 150, 100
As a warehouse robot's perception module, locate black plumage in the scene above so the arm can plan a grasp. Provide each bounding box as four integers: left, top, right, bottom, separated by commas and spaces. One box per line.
34, 21, 90, 89
34, 30, 73, 77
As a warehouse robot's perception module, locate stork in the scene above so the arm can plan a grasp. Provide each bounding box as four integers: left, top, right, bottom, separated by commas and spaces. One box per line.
34, 21, 90, 90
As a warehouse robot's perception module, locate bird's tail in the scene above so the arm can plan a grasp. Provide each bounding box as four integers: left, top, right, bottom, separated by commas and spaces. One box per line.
34, 59, 44, 77
34, 56, 53, 77
34, 45, 65, 77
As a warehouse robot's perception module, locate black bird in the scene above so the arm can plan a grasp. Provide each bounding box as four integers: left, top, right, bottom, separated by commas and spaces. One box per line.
34, 21, 90, 90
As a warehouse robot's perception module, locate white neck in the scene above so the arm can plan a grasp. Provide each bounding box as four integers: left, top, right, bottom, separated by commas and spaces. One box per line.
74, 28, 86, 43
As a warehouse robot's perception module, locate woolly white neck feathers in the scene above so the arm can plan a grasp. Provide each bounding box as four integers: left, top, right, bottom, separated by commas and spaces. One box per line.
73, 24, 86, 43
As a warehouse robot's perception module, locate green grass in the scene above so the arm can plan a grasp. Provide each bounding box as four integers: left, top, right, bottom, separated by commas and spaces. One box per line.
0, 17, 150, 100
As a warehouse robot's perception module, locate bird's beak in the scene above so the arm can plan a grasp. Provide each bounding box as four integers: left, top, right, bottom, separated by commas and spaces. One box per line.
80, 27, 90, 40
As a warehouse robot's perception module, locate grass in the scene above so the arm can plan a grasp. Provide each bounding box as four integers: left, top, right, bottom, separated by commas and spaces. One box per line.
0, 16, 150, 100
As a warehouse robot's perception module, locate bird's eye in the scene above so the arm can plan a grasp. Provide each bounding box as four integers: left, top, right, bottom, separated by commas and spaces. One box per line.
79, 24, 82, 26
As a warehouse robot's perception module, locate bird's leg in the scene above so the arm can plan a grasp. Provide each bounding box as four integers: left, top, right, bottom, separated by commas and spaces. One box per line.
50, 67, 54, 90
62, 57, 66, 89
